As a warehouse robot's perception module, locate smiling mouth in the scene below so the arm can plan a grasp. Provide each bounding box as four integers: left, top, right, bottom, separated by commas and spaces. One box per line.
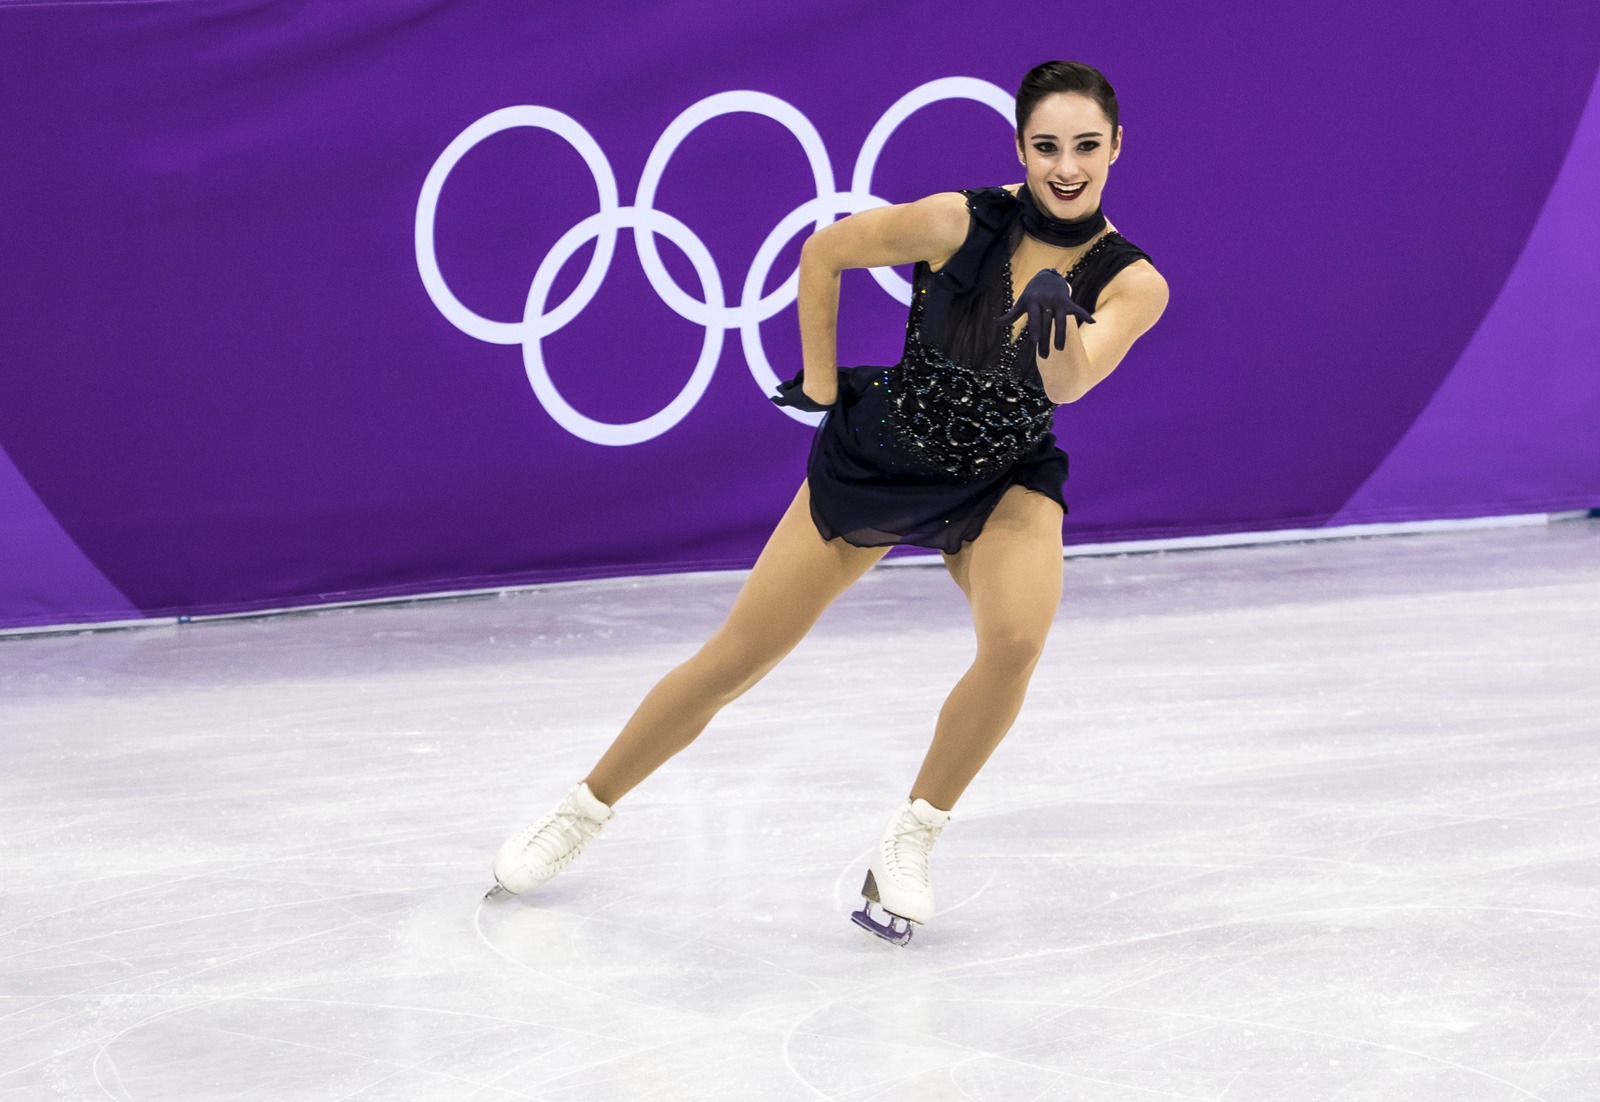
1049, 181, 1087, 201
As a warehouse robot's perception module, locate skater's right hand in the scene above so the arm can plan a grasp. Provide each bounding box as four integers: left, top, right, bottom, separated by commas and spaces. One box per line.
771, 369, 836, 413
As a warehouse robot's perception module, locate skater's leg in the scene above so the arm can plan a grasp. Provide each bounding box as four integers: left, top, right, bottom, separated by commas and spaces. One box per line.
911, 486, 1064, 809
584, 481, 886, 805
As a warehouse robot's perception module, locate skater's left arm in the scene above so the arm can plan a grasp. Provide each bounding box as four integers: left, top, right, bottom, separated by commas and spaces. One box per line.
1036, 261, 1168, 404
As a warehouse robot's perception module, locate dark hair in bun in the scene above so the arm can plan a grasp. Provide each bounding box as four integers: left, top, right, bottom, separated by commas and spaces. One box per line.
1016, 60, 1119, 144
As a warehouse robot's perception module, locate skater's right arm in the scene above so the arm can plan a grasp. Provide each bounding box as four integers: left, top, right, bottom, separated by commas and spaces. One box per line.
795, 193, 970, 406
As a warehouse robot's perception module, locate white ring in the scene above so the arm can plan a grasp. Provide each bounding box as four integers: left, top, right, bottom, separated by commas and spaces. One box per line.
415, 106, 619, 344
522, 207, 723, 447
850, 77, 1016, 303
632, 91, 835, 329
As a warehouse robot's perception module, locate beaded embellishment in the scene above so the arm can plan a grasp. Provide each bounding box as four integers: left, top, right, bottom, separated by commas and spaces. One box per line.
884, 236, 1114, 480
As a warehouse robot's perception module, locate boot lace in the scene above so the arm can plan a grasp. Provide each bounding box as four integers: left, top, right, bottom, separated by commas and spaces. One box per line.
515, 806, 601, 873
887, 809, 944, 887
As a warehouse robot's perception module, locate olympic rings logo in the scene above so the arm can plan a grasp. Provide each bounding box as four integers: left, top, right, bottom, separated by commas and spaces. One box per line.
415, 78, 1014, 446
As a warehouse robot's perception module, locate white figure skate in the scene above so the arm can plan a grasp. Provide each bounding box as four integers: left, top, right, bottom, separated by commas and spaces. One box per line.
851, 797, 950, 945
486, 781, 613, 900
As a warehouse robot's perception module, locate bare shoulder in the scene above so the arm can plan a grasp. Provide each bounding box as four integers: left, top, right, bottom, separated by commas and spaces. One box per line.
905, 191, 972, 254
805, 190, 971, 271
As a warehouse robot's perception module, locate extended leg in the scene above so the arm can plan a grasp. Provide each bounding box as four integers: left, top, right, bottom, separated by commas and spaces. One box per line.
492, 482, 883, 898
582, 481, 886, 806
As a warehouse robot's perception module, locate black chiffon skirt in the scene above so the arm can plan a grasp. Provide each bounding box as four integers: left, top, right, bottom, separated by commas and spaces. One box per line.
778, 364, 1069, 554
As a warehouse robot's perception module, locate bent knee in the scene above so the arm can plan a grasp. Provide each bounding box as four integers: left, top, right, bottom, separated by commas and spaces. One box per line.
975, 626, 1049, 674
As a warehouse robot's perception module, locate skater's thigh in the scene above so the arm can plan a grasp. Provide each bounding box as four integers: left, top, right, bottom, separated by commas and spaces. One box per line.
946, 486, 1064, 649
712, 480, 887, 655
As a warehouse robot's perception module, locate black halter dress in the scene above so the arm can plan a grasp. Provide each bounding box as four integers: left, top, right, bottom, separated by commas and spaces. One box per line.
772, 186, 1152, 554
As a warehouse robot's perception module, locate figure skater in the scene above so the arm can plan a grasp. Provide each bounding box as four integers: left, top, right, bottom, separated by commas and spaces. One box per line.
488, 60, 1169, 945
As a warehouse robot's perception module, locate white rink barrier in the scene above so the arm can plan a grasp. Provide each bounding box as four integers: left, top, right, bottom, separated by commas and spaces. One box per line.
5, 511, 1585, 637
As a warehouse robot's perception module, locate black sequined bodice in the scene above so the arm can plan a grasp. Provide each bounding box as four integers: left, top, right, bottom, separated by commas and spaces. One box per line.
884, 233, 1122, 481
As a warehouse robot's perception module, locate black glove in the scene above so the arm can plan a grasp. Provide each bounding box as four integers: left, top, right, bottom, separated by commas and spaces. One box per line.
770, 369, 835, 413
999, 268, 1095, 360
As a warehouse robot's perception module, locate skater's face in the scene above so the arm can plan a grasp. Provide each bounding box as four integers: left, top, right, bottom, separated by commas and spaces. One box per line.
1016, 92, 1121, 221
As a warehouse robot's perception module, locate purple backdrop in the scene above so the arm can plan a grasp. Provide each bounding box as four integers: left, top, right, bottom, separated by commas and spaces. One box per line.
2, 0, 1598, 630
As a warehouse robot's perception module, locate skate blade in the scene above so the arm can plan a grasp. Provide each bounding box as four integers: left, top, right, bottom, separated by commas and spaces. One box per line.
483, 883, 511, 902
851, 900, 914, 946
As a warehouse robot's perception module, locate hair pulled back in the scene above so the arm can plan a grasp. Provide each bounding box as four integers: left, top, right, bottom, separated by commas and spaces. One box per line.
1016, 60, 1119, 144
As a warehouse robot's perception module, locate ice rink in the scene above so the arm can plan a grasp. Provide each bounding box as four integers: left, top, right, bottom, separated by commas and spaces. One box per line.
2, 518, 1597, 1101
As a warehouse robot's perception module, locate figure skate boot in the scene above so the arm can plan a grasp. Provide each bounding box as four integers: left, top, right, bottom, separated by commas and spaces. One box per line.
851, 797, 949, 945
487, 781, 613, 899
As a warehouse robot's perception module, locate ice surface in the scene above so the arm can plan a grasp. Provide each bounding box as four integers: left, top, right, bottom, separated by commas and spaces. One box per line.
2, 520, 1598, 1100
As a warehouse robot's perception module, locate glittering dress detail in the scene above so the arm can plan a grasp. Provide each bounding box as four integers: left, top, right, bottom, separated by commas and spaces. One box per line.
886, 238, 1117, 481
772, 186, 1152, 553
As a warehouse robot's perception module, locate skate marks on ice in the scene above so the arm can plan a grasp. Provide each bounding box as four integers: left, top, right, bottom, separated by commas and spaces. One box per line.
1, 519, 1599, 1098
2, 836, 591, 1099
783, 805, 1599, 1100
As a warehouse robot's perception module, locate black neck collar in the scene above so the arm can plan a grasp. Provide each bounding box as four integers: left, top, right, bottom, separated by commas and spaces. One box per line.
1017, 183, 1107, 247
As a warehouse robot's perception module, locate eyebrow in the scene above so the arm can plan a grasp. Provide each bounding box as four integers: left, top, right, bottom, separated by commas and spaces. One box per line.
1031, 131, 1104, 140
